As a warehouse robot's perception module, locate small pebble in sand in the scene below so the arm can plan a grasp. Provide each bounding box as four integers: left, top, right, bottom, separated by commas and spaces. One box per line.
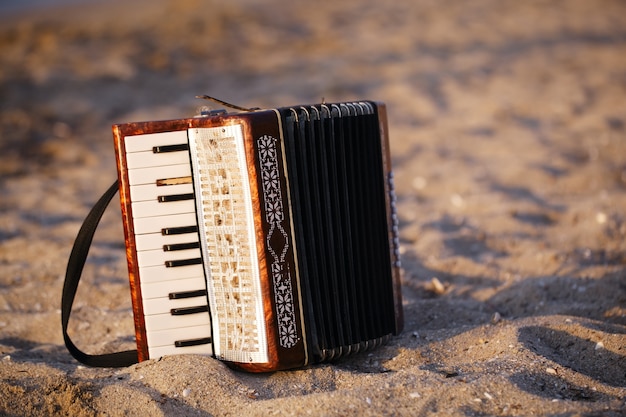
595, 341, 604, 350
182, 388, 191, 398
428, 277, 446, 295
546, 367, 557, 375
595, 212, 607, 224
491, 312, 502, 324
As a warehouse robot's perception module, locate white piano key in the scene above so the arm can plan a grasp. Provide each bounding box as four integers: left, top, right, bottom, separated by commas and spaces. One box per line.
126, 149, 191, 170
148, 334, 213, 358
125, 130, 188, 153
145, 310, 211, 332
137, 247, 201, 268
143, 295, 208, 316
135, 232, 198, 252
130, 182, 194, 202
146, 324, 212, 348
131, 199, 196, 219
138, 263, 204, 284
133, 212, 198, 235
141, 276, 207, 299
128, 164, 191, 186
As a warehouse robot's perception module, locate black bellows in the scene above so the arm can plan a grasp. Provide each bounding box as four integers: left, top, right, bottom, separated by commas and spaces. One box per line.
280, 102, 396, 362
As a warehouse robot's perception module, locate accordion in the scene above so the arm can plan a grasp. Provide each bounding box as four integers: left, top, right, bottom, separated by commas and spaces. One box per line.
112, 100, 403, 372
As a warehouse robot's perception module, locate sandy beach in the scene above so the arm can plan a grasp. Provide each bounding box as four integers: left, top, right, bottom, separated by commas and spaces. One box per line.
0, 0, 625, 415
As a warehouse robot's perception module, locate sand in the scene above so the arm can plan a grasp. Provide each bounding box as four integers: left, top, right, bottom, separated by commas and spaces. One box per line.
0, 0, 625, 415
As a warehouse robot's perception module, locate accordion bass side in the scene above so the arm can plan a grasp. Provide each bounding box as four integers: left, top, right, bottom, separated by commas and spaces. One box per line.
113, 100, 403, 372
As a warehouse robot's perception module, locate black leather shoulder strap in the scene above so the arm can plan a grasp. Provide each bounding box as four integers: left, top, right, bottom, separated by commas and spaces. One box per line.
61, 180, 138, 367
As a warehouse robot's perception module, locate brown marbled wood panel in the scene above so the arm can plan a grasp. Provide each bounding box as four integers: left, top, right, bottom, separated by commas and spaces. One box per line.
234, 114, 281, 373
113, 119, 194, 138
112, 124, 148, 362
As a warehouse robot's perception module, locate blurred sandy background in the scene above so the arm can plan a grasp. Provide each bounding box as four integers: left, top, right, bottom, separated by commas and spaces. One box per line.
0, 0, 625, 415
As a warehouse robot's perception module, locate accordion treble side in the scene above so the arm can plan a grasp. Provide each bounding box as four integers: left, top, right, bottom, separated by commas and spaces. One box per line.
113, 101, 402, 372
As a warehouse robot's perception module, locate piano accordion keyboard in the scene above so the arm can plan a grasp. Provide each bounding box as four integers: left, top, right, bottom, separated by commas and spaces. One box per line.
123, 130, 213, 359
